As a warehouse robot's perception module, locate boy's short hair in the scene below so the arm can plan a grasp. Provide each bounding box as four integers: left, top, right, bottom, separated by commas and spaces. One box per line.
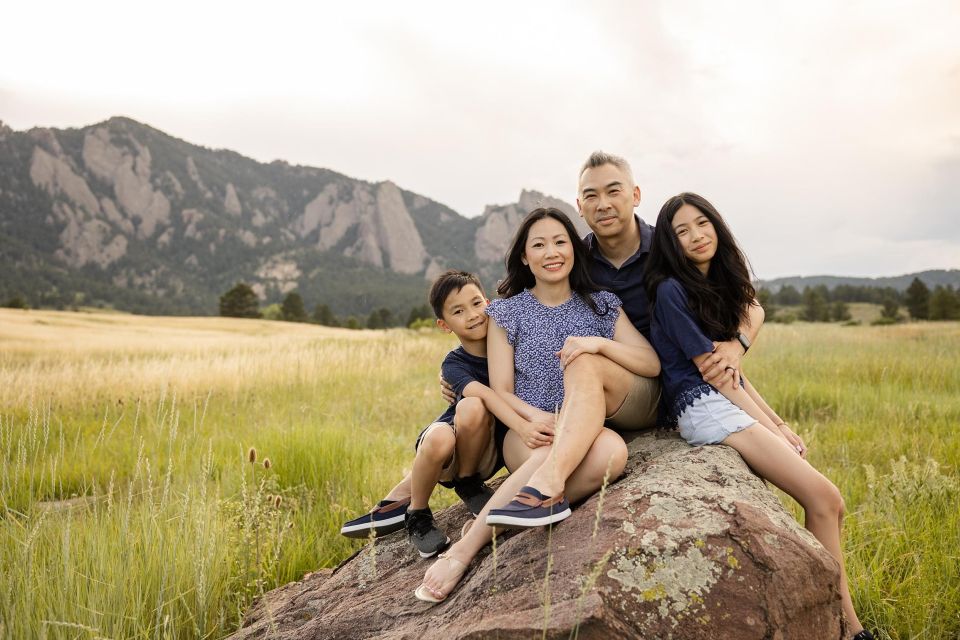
429, 270, 485, 319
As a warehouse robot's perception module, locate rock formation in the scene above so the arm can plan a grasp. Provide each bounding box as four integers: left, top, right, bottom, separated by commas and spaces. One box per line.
228, 432, 846, 640
474, 190, 590, 263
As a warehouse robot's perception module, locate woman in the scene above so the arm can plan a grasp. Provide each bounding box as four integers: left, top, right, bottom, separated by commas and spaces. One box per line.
416, 207, 660, 602
644, 192, 874, 640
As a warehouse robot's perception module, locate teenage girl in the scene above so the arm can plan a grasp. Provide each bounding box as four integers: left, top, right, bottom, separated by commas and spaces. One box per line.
644, 192, 874, 640
416, 207, 660, 602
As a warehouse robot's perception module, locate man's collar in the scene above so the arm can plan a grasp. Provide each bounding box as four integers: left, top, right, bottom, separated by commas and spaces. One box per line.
585, 215, 652, 267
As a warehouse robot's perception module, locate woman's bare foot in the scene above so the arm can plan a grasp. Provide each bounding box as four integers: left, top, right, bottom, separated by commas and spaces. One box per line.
414, 546, 472, 603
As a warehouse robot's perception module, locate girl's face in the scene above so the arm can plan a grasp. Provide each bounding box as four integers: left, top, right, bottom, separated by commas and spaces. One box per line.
522, 217, 574, 286
672, 203, 717, 275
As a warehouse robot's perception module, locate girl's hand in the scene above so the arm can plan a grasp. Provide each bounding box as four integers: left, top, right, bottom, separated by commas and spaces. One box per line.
518, 420, 554, 449
777, 422, 807, 458
556, 336, 605, 369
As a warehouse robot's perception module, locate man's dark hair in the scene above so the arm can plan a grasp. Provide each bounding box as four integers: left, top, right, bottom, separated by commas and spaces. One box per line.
429, 270, 485, 319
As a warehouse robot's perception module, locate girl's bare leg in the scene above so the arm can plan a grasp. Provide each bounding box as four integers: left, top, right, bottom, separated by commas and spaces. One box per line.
723, 425, 863, 633
419, 428, 627, 598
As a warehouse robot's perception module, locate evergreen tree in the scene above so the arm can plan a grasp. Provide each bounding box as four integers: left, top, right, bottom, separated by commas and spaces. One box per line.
801, 287, 829, 322
406, 304, 432, 327
367, 307, 394, 329
904, 277, 930, 320
219, 283, 261, 318
929, 285, 960, 320
281, 292, 308, 322
830, 300, 851, 322
3, 295, 28, 309
344, 316, 361, 330
777, 285, 802, 306
313, 303, 338, 326
880, 296, 900, 320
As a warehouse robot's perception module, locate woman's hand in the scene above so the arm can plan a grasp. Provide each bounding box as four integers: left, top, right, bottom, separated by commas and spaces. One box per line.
529, 408, 557, 427
556, 336, 605, 369
777, 422, 807, 458
518, 420, 555, 449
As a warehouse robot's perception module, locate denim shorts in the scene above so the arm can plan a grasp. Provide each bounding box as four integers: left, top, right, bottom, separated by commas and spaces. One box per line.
677, 392, 757, 446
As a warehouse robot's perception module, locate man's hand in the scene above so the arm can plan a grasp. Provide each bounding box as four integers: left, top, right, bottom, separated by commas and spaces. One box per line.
439, 374, 455, 405
518, 420, 554, 449
700, 340, 744, 386
556, 336, 604, 369
777, 422, 807, 458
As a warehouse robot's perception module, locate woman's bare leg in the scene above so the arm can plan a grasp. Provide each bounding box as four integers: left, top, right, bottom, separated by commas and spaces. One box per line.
524, 354, 636, 498
723, 425, 863, 633
419, 428, 627, 598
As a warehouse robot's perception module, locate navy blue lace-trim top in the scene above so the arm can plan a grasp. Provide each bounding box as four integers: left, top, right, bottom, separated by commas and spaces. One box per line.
649, 278, 723, 422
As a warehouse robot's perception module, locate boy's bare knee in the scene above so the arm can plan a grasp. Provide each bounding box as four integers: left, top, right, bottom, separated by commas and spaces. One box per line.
419, 428, 455, 462
454, 397, 488, 433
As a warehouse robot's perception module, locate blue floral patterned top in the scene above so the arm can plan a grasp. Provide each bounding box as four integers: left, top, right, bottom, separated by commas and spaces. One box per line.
485, 289, 621, 412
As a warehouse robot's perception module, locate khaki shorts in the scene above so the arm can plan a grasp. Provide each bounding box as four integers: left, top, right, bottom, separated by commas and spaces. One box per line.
606, 375, 661, 431
415, 417, 502, 485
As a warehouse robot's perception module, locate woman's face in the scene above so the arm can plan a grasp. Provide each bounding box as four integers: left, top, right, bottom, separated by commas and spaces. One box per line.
522, 216, 574, 286
671, 203, 717, 274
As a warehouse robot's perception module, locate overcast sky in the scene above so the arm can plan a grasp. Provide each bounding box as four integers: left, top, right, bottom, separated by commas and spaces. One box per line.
2, 1, 958, 279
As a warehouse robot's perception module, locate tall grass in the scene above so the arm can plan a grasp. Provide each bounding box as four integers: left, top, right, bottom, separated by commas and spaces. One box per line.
0, 309, 957, 639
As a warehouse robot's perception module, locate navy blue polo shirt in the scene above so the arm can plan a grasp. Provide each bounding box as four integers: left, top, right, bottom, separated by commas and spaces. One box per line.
584, 216, 656, 338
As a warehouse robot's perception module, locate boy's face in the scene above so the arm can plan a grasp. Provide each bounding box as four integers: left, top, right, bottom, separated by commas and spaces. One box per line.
438, 283, 489, 341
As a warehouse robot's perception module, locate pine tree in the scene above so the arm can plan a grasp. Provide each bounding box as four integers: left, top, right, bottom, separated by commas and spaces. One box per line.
313, 303, 338, 326
904, 277, 930, 320
880, 296, 900, 320
219, 283, 261, 318
801, 287, 829, 322
830, 300, 851, 322
281, 292, 308, 322
929, 285, 960, 320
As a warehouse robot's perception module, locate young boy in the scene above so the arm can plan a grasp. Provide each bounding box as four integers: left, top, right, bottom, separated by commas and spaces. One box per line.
340, 270, 541, 558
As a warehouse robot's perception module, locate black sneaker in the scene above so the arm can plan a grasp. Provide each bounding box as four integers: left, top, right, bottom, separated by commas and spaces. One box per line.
452, 474, 495, 516
340, 497, 409, 539
405, 507, 450, 558
852, 631, 876, 640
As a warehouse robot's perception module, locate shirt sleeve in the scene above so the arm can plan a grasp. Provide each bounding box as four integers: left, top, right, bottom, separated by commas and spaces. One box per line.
485, 298, 517, 346
591, 290, 623, 339
654, 280, 715, 359
441, 352, 479, 398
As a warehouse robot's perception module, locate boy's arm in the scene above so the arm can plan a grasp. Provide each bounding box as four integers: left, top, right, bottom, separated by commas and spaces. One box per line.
700, 301, 764, 385
460, 381, 554, 449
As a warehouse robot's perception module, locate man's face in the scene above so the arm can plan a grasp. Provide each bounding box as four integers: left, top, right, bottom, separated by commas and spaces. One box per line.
577, 163, 641, 239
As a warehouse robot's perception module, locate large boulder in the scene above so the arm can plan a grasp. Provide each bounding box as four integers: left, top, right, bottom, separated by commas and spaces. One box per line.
229, 431, 846, 640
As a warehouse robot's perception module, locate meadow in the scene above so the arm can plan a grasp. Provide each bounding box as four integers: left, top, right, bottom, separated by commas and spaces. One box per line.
0, 308, 957, 639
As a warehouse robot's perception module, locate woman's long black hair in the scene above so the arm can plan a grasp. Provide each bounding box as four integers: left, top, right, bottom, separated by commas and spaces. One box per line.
497, 207, 607, 315
644, 193, 756, 340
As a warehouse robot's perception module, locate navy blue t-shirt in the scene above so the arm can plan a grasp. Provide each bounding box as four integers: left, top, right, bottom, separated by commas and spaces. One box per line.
436, 346, 489, 424
649, 278, 719, 421
584, 216, 656, 338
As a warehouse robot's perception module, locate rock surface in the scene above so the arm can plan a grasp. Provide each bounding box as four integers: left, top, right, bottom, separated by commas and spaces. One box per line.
228, 431, 846, 640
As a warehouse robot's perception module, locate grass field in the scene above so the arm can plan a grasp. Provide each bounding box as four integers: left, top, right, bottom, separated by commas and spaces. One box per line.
1, 308, 958, 639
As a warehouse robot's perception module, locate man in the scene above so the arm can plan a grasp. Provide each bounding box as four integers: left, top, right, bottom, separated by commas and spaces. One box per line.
576, 150, 763, 391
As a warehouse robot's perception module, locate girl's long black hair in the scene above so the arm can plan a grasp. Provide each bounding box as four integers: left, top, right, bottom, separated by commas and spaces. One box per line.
644, 193, 756, 340
498, 207, 607, 315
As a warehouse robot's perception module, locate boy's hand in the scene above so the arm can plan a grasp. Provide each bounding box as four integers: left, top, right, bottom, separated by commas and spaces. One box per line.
439, 374, 455, 405
519, 420, 554, 449
556, 336, 604, 369
529, 408, 557, 427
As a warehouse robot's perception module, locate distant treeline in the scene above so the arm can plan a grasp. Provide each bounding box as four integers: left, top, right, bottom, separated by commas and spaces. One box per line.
757, 277, 960, 324
216, 283, 435, 330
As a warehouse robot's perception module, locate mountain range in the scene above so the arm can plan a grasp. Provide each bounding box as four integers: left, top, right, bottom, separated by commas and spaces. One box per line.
0, 116, 588, 317
0, 116, 956, 318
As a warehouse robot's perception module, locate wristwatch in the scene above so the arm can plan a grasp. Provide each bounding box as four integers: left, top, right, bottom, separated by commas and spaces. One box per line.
736, 332, 751, 354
